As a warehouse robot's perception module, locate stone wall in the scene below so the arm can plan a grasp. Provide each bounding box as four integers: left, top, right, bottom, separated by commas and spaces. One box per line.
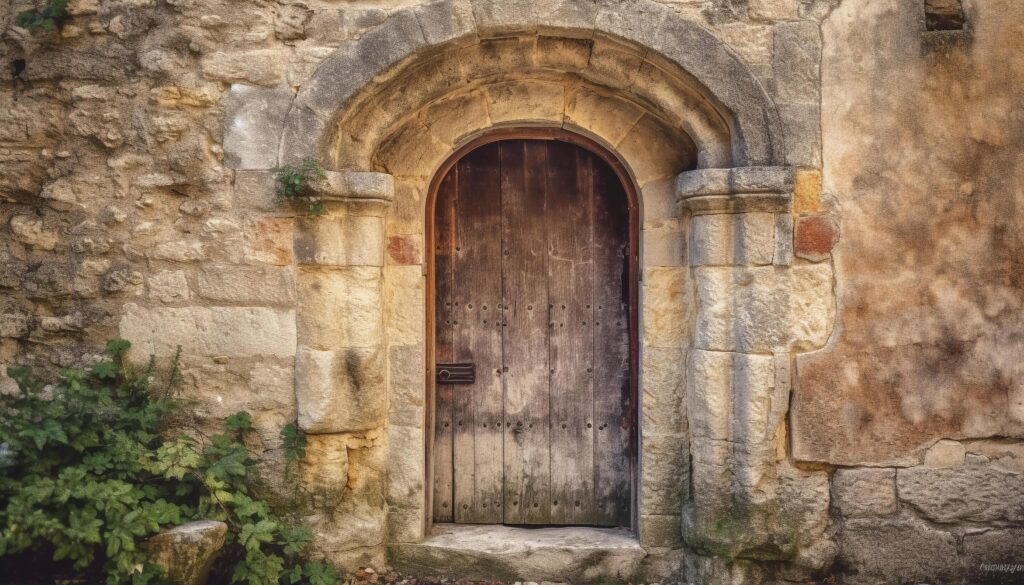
1, 0, 1022, 583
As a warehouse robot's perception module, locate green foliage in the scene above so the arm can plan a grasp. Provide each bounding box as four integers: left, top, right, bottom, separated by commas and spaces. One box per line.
0, 341, 336, 585
272, 159, 327, 217
16, 0, 68, 31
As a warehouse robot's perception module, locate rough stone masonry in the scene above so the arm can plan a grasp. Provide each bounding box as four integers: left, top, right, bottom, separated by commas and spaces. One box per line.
1, 0, 1022, 583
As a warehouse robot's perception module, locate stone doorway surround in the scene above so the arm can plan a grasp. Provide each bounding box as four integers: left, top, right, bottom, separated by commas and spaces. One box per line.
216, 0, 836, 580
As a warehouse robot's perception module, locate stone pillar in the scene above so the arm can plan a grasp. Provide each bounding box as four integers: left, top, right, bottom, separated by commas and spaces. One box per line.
677, 167, 834, 573
294, 171, 394, 434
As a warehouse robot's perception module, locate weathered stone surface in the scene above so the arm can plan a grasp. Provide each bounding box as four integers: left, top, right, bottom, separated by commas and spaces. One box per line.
897, 463, 1024, 523
311, 171, 395, 203
120, 305, 296, 358
385, 266, 424, 346
640, 346, 687, 434
793, 214, 837, 262
296, 267, 382, 350
639, 514, 682, 548
296, 346, 387, 434
689, 213, 776, 266
145, 520, 227, 585
202, 50, 285, 86
693, 265, 834, 353
222, 84, 293, 170
748, 0, 797, 21
642, 219, 685, 267
771, 21, 821, 105
832, 467, 897, 517
794, 0, 1024, 465
792, 169, 821, 214
642, 267, 688, 348
923, 439, 966, 468
295, 214, 385, 267
147, 270, 190, 303
963, 529, 1024, 580
388, 345, 425, 428
640, 434, 688, 516
386, 425, 425, 508
677, 166, 794, 198
194, 265, 294, 305
836, 517, 960, 584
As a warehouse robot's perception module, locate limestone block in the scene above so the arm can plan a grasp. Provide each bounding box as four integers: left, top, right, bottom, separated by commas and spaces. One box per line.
771, 21, 821, 105
385, 266, 424, 346
296, 346, 387, 434
10, 215, 58, 250
296, 267, 383, 350
778, 102, 822, 168
642, 267, 688, 348
387, 505, 426, 543
243, 217, 294, 266
640, 178, 676, 223
386, 425, 425, 508
963, 529, 1024, 574
642, 219, 685, 267
375, 121, 450, 179
923, 439, 966, 467
419, 92, 490, 149
748, 0, 798, 20
484, 80, 565, 125
295, 214, 385, 267
616, 114, 696, 186
693, 264, 833, 353
278, 105, 324, 166
640, 346, 687, 434
564, 86, 645, 147
687, 349, 777, 446
356, 9, 427, 72
386, 234, 423, 266
837, 517, 960, 584
640, 434, 688, 516
792, 169, 821, 214
145, 520, 227, 585
535, 35, 591, 72
831, 468, 897, 517
119, 304, 296, 358
774, 213, 794, 266
0, 312, 32, 338
414, 0, 476, 46
470, 0, 538, 34
389, 345, 425, 428
595, 1, 670, 48
639, 514, 683, 548
147, 270, 190, 303
897, 463, 1024, 523
233, 171, 277, 211
201, 50, 285, 86
194, 265, 294, 305
302, 433, 350, 490
689, 213, 776, 266
677, 167, 794, 198
311, 171, 395, 204
222, 84, 293, 171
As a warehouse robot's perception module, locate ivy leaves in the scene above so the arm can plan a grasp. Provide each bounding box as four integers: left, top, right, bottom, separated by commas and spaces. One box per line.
0, 341, 338, 585
16, 0, 68, 32
272, 158, 328, 217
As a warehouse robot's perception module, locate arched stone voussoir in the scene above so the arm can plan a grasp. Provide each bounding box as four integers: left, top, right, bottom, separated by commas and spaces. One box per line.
280, 0, 784, 168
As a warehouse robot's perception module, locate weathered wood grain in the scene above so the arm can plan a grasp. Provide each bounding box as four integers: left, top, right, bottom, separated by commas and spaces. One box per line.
433, 168, 456, 523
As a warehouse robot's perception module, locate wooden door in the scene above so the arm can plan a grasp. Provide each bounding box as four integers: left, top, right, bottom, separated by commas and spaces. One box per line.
432, 138, 632, 527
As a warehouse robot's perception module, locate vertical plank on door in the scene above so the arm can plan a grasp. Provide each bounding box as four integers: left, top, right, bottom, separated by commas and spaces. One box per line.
501, 140, 552, 524
432, 168, 456, 523
592, 152, 632, 527
453, 143, 505, 523
546, 142, 597, 524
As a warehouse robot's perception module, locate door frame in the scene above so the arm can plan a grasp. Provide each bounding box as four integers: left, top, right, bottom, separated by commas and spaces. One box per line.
423, 127, 641, 531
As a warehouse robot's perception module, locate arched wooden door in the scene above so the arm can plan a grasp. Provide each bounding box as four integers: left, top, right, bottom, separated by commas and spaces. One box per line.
430, 134, 635, 527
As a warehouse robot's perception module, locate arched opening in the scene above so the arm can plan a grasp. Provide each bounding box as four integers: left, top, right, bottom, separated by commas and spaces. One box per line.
425, 128, 641, 528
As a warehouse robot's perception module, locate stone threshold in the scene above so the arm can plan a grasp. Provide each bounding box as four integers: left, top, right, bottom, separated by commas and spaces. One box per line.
388, 524, 648, 583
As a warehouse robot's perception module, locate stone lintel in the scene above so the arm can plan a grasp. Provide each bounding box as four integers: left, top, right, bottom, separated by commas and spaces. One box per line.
676, 166, 794, 214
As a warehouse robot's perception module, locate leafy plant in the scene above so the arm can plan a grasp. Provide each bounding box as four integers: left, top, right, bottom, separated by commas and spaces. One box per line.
272, 158, 327, 217
16, 0, 69, 32
0, 340, 338, 585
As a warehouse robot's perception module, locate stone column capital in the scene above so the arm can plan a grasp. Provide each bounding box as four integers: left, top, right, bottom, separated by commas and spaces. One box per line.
676, 166, 794, 214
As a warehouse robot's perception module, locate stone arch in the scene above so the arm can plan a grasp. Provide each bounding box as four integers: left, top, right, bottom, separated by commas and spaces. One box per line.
277, 0, 786, 170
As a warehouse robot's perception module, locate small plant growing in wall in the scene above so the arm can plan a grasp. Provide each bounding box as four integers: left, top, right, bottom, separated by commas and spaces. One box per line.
273, 158, 328, 217
16, 0, 69, 32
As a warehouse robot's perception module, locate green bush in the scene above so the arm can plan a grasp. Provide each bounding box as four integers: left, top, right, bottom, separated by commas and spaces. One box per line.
0, 340, 337, 585
16, 0, 69, 32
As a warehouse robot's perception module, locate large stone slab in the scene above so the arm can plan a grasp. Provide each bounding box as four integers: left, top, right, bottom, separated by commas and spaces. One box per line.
296, 267, 383, 350
120, 304, 296, 358
897, 463, 1024, 523
295, 346, 387, 434
222, 84, 293, 170
831, 467, 897, 518
836, 516, 960, 584
693, 264, 833, 353
145, 520, 227, 585
689, 212, 776, 266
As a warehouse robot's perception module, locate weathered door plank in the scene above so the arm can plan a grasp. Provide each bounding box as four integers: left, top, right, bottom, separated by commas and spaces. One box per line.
500, 141, 552, 524
432, 168, 457, 523
547, 143, 597, 524
453, 143, 505, 523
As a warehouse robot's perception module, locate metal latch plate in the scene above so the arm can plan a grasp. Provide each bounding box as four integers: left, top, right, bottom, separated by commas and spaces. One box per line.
435, 363, 475, 384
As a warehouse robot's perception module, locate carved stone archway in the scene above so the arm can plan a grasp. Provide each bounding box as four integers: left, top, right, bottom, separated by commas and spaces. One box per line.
222, 0, 834, 580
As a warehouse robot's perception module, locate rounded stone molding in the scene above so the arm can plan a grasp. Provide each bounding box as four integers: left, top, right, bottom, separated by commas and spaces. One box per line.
277, 0, 785, 169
